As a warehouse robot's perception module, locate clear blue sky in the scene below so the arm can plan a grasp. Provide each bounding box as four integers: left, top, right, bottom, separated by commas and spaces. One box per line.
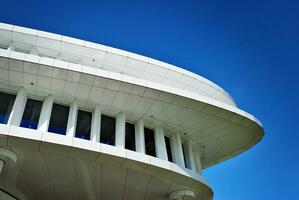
1, 0, 298, 199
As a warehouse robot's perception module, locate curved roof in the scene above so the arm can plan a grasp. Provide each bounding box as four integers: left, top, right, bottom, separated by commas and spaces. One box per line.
0, 22, 235, 106
0, 22, 264, 168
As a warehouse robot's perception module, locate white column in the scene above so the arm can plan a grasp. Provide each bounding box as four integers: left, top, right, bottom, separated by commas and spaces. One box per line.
154, 127, 168, 160
37, 95, 54, 132
194, 151, 202, 174
171, 133, 185, 168
184, 139, 196, 171
0, 160, 4, 174
90, 105, 101, 142
135, 119, 145, 153
115, 113, 126, 148
7, 87, 27, 126
66, 100, 78, 137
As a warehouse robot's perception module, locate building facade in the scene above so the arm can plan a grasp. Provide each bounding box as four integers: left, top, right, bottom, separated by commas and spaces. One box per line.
0, 22, 264, 200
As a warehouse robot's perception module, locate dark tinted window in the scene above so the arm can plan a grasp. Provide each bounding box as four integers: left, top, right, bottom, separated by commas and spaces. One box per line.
125, 122, 135, 151
164, 136, 173, 162
144, 127, 156, 157
0, 92, 15, 124
20, 99, 42, 129
48, 103, 69, 135
75, 110, 92, 140
100, 115, 115, 145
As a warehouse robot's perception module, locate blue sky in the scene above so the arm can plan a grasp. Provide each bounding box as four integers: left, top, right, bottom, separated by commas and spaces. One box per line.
1, 0, 298, 199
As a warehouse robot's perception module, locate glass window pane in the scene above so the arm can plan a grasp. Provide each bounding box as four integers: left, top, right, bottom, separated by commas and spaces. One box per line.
125, 122, 135, 151
48, 103, 69, 135
144, 127, 156, 157
100, 115, 115, 145
0, 92, 16, 124
164, 136, 173, 162
20, 99, 42, 129
75, 110, 92, 140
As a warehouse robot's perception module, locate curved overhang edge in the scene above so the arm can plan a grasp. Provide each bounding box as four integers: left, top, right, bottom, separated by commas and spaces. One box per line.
0, 22, 235, 106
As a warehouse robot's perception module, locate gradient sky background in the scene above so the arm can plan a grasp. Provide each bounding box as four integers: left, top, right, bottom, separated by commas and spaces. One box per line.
1, 0, 298, 199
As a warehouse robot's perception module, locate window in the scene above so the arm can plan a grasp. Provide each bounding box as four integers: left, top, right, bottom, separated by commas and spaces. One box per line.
164, 136, 173, 162
0, 92, 15, 124
144, 127, 156, 157
100, 115, 115, 145
75, 110, 92, 140
20, 99, 42, 129
125, 122, 135, 151
48, 103, 69, 135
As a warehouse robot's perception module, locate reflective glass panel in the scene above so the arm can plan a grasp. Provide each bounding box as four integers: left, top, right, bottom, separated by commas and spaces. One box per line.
164, 136, 173, 162
100, 115, 115, 145
48, 103, 69, 135
75, 110, 92, 140
20, 99, 42, 129
0, 92, 15, 124
144, 127, 156, 157
125, 122, 135, 151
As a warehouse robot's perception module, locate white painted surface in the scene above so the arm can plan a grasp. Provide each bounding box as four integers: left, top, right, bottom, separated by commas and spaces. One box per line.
66, 100, 78, 137
135, 119, 145, 154
90, 105, 101, 142
37, 95, 53, 132
7, 88, 27, 126
154, 127, 168, 160
115, 112, 126, 148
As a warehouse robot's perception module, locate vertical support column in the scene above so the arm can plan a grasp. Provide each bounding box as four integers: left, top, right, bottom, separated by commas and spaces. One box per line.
184, 139, 196, 171
154, 127, 168, 160
193, 151, 202, 174
7, 87, 27, 126
90, 105, 101, 142
135, 119, 145, 154
37, 95, 54, 132
115, 112, 126, 148
171, 133, 185, 168
0, 160, 4, 174
66, 100, 78, 137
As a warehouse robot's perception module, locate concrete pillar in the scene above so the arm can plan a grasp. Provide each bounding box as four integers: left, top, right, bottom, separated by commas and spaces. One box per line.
171, 133, 185, 168
90, 105, 101, 142
0, 160, 4, 174
37, 95, 54, 132
194, 151, 202, 174
184, 139, 196, 171
135, 119, 145, 154
66, 100, 78, 137
115, 113, 126, 148
154, 127, 168, 160
7, 87, 27, 126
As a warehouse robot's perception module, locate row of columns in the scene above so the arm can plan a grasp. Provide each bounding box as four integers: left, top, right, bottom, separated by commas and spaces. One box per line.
6, 87, 202, 174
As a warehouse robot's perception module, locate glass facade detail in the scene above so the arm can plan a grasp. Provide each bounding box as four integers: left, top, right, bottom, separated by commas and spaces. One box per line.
20, 99, 42, 129
125, 122, 135, 151
0, 92, 15, 124
144, 127, 156, 157
100, 115, 115, 145
48, 103, 70, 135
75, 110, 92, 140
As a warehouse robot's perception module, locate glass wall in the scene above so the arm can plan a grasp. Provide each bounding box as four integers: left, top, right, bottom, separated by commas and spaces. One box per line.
164, 136, 173, 162
48, 103, 69, 135
125, 122, 135, 151
75, 110, 92, 140
20, 99, 42, 129
144, 127, 156, 157
100, 115, 115, 145
0, 92, 15, 124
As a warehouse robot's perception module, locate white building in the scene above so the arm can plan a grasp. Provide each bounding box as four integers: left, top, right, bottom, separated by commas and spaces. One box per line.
0, 22, 264, 200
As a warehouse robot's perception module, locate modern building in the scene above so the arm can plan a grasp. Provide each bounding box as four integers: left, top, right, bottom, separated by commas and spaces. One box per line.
0, 22, 264, 200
